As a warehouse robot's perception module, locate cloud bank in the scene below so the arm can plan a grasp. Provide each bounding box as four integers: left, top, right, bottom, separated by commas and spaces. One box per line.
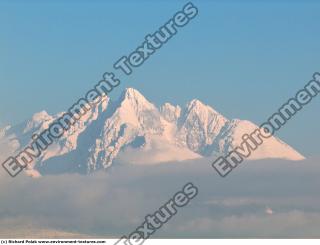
0, 157, 320, 238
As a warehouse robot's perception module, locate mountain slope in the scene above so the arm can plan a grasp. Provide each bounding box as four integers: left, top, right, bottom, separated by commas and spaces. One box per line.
212, 119, 305, 160
1, 88, 305, 175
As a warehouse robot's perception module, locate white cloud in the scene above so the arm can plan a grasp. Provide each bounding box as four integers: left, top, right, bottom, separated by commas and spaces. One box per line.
0, 158, 320, 238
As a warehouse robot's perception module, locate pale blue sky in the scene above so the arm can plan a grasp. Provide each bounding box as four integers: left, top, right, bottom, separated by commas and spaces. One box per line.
0, 0, 319, 156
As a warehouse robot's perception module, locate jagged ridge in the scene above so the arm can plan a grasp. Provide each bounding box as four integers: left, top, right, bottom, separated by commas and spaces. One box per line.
0, 88, 305, 176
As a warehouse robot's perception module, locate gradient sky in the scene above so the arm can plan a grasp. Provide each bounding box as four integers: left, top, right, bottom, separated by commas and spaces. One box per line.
0, 0, 319, 156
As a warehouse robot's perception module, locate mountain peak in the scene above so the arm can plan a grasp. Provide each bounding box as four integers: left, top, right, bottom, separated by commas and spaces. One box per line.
187, 99, 214, 112
186, 99, 223, 118
188, 99, 204, 108
22, 110, 53, 134
160, 103, 181, 122
32, 110, 51, 122
161, 102, 181, 112
122, 87, 145, 100
119, 88, 155, 112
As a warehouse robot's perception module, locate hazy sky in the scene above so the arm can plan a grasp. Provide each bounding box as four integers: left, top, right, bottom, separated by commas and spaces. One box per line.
1, 0, 319, 156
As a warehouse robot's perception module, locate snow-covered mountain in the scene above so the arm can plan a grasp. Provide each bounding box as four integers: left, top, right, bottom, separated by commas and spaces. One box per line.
0, 88, 305, 175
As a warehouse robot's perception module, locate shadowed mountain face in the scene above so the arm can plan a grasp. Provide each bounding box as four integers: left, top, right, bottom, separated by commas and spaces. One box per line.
0, 88, 304, 176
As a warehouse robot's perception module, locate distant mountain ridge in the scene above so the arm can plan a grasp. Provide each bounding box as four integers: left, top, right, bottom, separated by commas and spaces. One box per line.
0, 88, 305, 176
